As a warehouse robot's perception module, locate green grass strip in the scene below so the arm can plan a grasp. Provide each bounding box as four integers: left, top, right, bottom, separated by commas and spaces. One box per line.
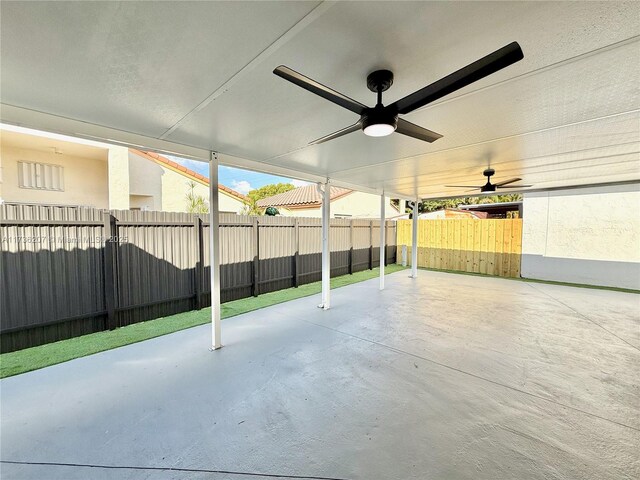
0, 265, 408, 379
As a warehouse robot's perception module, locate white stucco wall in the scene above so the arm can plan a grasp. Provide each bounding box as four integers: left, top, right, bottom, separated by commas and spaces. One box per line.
159, 169, 209, 213
217, 189, 247, 214
521, 184, 640, 289
221, 192, 246, 213
274, 206, 315, 217
108, 146, 130, 210
128, 152, 162, 210
158, 169, 245, 214
332, 192, 397, 218
0, 145, 109, 208
129, 194, 155, 210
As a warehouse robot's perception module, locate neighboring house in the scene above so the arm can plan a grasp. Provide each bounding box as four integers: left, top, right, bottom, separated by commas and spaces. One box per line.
256, 184, 399, 218
423, 208, 486, 219
430, 208, 487, 220
0, 127, 246, 213
128, 150, 247, 213
459, 201, 522, 218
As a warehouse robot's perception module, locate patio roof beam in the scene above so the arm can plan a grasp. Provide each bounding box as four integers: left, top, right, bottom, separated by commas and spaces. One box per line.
0, 105, 414, 201
209, 152, 222, 350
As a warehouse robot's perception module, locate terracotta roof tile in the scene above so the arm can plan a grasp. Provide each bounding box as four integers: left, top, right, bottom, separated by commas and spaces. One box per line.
257, 185, 352, 208
130, 149, 248, 201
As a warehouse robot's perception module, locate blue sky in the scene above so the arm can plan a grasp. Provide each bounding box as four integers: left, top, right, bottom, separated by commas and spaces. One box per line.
165, 155, 310, 194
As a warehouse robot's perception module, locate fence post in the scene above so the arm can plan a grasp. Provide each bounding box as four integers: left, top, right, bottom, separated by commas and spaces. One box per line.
384, 221, 389, 266
349, 220, 354, 274
102, 212, 118, 330
391, 223, 396, 264
293, 218, 300, 287
194, 216, 204, 309
369, 220, 373, 270
252, 217, 260, 296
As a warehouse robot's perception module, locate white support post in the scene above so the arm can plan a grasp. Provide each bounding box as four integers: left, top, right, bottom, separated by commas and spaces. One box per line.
379, 192, 386, 290
319, 181, 331, 309
209, 152, 222, 350
411, 199, 419, 279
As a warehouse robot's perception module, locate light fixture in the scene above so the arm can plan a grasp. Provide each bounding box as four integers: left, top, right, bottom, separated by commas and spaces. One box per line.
363, 123, 395, 137
362, 105, 398, 137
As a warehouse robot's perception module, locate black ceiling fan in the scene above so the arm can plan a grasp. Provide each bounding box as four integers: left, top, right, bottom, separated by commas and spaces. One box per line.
446, 168, 532, 193
274, 42, 523, 145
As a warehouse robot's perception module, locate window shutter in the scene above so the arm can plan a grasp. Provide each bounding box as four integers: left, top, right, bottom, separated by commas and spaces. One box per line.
17, 161, 64, 191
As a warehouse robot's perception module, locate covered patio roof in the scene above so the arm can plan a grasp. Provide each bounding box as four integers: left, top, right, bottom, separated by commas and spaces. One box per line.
1, 1, 639, 199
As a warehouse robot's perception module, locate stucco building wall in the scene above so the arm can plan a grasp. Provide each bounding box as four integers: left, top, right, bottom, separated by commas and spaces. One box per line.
107, 146, 130, 210
0, 145, 109, 208
158, 164, 210, 213
521, 184, 640, 289
128, 152, 162, 210
0, 131, 244, 214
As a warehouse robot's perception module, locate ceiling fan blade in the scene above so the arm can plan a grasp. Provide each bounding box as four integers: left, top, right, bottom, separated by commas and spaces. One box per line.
497, 184, 532, 189
445, 185, 482, 188
309, 122, 362, 145
274, 66, 367, 115
389, 42, 524, 115
494, 177, 521, 186
395, 118, 443, 143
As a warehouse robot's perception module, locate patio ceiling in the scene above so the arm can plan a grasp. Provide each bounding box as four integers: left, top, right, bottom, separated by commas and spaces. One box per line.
1, 1, 639, 199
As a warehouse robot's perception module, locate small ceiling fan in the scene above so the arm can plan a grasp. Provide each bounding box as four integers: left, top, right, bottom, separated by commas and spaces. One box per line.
274, 42, 523, 145
446, 168, 532, 192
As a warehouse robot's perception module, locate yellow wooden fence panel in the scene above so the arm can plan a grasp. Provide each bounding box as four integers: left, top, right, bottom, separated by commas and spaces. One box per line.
396, 218, 523, 278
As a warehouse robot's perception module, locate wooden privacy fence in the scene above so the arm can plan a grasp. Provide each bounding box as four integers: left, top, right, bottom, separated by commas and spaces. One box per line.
396, 219, 522, 278
0, 204, 396, 352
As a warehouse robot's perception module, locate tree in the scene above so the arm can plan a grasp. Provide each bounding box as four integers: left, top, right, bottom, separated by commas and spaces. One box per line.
241, 183, 295, 216
406, 194, 522, 217
247, 183, 294, 202
185, 181, 209, 214
240, 199, 263, 216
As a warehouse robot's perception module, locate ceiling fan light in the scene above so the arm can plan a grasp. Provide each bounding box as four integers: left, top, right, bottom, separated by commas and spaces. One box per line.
362, 107, 398, 137
363, 123, 396, 137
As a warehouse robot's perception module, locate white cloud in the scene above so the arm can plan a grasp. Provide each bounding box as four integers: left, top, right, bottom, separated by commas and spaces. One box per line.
291, 179, 311, 188
231, 180, 253, 195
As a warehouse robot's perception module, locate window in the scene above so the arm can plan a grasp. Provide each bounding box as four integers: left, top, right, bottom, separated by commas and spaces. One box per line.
18, 161, 64, 191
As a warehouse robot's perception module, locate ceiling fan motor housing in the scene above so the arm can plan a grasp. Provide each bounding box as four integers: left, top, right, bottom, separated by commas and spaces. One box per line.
444, 167, 528, 191
362, 105, 398, 132
366, 69, 394, 92
481, 169, 496, 192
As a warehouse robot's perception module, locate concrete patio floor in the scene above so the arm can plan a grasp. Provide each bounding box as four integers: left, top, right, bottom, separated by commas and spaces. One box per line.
1, 270, 638, 480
